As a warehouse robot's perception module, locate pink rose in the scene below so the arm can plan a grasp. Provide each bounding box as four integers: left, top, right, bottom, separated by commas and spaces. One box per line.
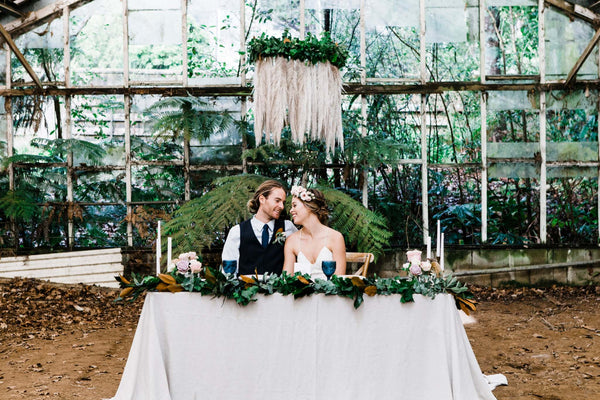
189, 260, 203, 273
176, 259, 190, 273
406, 250, 422, 264
409, 263, 422, 276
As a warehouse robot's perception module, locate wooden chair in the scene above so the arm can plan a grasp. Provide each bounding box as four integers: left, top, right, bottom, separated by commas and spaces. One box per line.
346, 252, 375, 277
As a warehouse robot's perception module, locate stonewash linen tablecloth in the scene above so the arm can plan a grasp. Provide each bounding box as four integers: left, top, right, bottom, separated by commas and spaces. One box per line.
109, 292, 498, 400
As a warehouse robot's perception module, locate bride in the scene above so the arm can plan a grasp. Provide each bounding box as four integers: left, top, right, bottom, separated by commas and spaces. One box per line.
283, 186, 346, 278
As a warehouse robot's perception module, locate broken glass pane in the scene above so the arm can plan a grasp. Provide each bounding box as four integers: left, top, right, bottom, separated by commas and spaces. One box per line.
13, 17, 64, 83
365, 0, 419, 29
366, 26, 420, 80
546, 177, 598, 245
546, 9, 598, 79
547, 90, 598, 111
188, 0, 240, 84
488, 90, 539, 110
305, 0, 360, 9
425, 8, 467, 43
70, 0, 124, 86
128, 8, 183, 83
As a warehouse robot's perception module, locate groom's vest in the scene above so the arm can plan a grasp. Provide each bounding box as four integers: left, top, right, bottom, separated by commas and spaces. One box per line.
238, 218, 285, 275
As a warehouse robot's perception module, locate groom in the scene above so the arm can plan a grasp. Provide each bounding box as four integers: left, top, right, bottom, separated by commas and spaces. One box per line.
222, 180, 297, 275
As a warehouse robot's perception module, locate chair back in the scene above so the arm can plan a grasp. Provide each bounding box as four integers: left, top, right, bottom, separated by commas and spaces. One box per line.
346, 252, 375, 277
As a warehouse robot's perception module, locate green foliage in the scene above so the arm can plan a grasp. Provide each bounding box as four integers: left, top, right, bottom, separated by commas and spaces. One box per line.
2, 138, 107, 168
145, 97, 234, 143
0, 190, 39, 220
247, 31, 349, 68
116, 267, 473, 310
162, 174, 392, 259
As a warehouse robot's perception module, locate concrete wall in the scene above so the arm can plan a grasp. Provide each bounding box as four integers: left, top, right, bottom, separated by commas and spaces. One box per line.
121, 246, 600, 287
369, 247, 600, 286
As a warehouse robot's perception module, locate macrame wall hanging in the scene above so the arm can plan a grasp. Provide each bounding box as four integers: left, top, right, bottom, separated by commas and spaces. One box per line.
247, 32, 349, 152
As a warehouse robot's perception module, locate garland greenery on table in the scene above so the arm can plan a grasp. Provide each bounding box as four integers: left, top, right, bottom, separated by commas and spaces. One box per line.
115, 268, 476, 312
246, 31, 349, 69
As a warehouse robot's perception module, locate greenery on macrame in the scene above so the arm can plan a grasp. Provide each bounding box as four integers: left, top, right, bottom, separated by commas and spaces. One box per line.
162, 174, 392, 261
115, 268, 475, 310
247, 31, 349, 69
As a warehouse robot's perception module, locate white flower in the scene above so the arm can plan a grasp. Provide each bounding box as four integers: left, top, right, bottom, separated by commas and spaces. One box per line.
421, 261, 432, 272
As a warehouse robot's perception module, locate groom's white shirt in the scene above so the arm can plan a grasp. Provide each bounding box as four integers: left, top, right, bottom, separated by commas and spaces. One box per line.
221, 216, 297, 264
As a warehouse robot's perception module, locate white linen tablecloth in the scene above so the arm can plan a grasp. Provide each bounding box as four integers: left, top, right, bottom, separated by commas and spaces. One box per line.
109, 292, 497, 400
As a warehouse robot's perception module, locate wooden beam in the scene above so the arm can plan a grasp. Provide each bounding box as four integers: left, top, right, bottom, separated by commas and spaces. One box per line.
4, 0, 94, 38
545, 0, 600, 26
1, 79, 600, 97
566, 26, 600, 85
0, 3, 24, 18
0, 23, 42, 88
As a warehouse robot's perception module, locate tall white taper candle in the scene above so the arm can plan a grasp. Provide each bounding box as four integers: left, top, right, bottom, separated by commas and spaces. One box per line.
156, 221, 161, 275
440, 233, 445, 271
426, 236, 431, 259
167, 237, 172, 269
436, 220, 441, 257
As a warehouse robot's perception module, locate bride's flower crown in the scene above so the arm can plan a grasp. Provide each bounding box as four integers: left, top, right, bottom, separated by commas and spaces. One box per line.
291, 185, 316, 202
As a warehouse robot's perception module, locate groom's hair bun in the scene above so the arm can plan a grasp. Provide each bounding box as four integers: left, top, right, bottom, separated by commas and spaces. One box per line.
303, 189, 329, 225
248, 179, 286, 213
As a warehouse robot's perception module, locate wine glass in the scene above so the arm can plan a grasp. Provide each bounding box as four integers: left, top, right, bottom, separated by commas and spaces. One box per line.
321, 261, 336, 281
222, 260, 237, 275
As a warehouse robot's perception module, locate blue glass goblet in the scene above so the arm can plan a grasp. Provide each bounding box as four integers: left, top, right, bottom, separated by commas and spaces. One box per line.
222, 260, 237, 275
321, 261, 336, 280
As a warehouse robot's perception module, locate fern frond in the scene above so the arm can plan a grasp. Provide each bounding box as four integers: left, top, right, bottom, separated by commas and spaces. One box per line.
163, 175, 392, 261
0, 190, 39, 220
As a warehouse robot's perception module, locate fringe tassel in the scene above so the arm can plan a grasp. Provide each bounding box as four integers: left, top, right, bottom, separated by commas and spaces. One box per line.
253, 58, 343, 152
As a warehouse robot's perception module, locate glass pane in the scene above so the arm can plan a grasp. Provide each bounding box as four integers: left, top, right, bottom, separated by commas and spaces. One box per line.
546, 10, 598, 80
74, 171, 125, 203
130, 95, 184, 161
0, 47, 6, 86
13, 17, 64, 84
128, 3, 183, 83
190, 98, 243, 165
12, 96, 65, 147
426, 5, 479, 81
70, 0, 124, 86
488, 90, 539, 110
188, 0, 241, 84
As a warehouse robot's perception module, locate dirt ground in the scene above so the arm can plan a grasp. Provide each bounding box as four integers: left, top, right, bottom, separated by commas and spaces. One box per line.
0, 277, 598, 400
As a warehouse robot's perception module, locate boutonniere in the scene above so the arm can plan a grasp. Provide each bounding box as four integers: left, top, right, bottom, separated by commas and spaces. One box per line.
274, 228, 286, 245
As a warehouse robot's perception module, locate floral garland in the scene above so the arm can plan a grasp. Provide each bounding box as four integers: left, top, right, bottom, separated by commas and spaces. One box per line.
116, 253, 476, 312
247, 31, 349, 69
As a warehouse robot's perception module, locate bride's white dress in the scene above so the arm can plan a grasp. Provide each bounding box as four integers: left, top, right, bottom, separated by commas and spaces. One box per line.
294, 247, 333, 280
